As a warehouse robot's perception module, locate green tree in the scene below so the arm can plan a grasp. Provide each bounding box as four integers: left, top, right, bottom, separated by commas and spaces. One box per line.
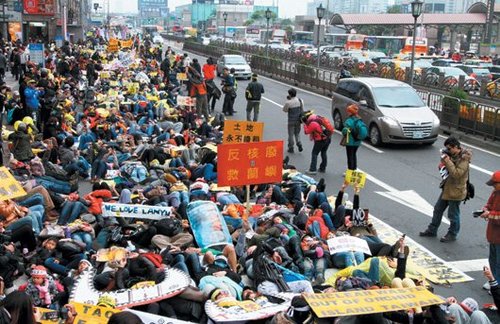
387, 5, 403, 13
251, 11, 263, 21
244, 19, 254, 26
281, 18, 293, 26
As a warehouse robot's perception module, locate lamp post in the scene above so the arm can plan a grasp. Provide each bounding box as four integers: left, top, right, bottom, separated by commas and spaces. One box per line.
265, 8, 272, 58
316, 3, 325, 72
223, 11, 227, 53
409, 0, 423, 86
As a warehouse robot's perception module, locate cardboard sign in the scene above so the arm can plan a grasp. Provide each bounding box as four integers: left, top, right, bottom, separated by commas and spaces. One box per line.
120, 39, 133, 48
176, 72, 188, 81
218, 141, 283, 187
38, 302, 119, 324
344, 169, 366, 188
102, 203, 171, 220
304, 287, 444, 318
223, 120, 264, 144
0, 167, 27, 201
177, 95, 196, 106
327, 236, 372, 255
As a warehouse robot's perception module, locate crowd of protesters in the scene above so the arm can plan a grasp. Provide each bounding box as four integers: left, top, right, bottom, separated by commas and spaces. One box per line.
0, 33, 496, 324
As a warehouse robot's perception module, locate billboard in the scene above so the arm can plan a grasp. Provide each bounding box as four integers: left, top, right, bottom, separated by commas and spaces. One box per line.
23, 0, 56, 15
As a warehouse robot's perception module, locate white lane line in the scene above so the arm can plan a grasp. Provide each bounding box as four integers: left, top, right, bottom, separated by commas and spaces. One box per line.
470, 164, 494, 176
448, 259, 489, 273
262, 96, 383, 154
259, 75, 332, 100
438, 134, 500, 158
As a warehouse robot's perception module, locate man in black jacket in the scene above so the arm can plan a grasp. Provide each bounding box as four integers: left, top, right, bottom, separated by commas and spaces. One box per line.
245, 73, 264, 122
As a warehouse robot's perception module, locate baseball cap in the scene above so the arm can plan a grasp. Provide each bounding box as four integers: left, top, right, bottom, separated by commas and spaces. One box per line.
486, 170, 500, 186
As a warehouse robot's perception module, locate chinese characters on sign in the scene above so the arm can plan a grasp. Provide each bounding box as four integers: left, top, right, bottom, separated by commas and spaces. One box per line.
344, 169, 367, 188
218, 141, 283, 187
0, 167, 27, 201
223, 120, 264, 144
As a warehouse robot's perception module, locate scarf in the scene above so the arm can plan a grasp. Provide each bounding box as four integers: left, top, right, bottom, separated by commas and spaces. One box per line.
35, 280, 52, 306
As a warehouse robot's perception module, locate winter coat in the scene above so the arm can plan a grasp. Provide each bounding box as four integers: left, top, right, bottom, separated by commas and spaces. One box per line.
24, 87, 43, 111
282, 97, 303, 124
84, 189, 113, 215
485, 189, 500, 244
342, 116, 362, 146
245, 80, 264, 101
305, 209, 330, 240
303, 117, 324, 142
441, 148, 472, 201
8, 130, 34, 161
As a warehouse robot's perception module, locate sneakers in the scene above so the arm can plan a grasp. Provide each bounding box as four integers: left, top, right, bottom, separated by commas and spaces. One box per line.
305, 170, 317, 175
297, 144, 303, 152
287, 148, 294, 153
318, 169, 325, 173
440, 233, 456, 242
283, 156, 290, 166
317, 178, 326, 192
483, 281, 491, 290
419, 229, 437, 237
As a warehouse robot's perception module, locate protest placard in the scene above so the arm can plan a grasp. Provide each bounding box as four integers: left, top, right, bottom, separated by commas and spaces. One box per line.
304, 287, 444, 318
38, 302, 119, 324
177, 96, 196, 107
0, 167, 26, 201
218, 141, 283, 187
344, 169, 367, 188
327, 236, 372, 255
223, 120, 264, 144
176, 72, 188, 81
102, 203, 171, 220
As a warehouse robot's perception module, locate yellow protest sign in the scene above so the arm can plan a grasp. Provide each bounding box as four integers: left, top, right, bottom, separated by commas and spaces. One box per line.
304, 287, 444, 318
344, 169, 366, 188
223, 120, 264, 144
38, 302, 119, 324
176, 73, 188, 81
120, 39, 133, 48
0, 167, 26, 201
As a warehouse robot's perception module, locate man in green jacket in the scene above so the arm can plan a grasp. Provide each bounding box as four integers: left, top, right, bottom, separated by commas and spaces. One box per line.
245, 74, 264, 121
420, 136, 472, 242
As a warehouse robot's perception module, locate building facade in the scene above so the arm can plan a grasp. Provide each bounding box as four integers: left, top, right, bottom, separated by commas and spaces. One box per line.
139, 0, 168, 26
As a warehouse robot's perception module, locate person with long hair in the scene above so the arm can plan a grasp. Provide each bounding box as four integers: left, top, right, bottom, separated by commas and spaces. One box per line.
0, 290, 37, 324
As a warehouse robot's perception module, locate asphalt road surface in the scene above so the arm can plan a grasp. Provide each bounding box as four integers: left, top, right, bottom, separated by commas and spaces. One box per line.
169, 40, 500, 313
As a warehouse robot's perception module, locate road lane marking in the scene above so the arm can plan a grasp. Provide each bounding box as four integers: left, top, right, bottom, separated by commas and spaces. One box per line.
448, 259, 489, 273
470, 164, 494, 176
438, 134, 500, 158
262, 96, 383, 153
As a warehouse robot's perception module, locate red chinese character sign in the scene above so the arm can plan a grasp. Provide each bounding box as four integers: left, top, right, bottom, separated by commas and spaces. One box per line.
218, 141, 283, 187
24, 0, 56, 15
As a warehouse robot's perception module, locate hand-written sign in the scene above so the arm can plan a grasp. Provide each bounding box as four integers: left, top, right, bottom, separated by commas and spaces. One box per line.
177, 95, 196, 107
0, 167, 27, 201
218, 141, 283, 187
344, 169, 366, 188
304, 287, 444, 318
177, 73, 188, 81
102, 203, 171, 220
38, 302, 119, 324
327, 236, 371, 255
223, 120, 264, 144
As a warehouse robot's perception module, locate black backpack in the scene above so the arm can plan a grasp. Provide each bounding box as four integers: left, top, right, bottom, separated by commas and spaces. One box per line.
156, 217, 182, 237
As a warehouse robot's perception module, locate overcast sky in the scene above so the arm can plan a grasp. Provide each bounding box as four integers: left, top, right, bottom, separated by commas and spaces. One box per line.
109, 0, 308, 18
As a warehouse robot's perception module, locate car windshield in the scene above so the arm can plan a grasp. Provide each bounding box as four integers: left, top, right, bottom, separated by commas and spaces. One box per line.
444, 68, 467, 77
373, 87, 425, 108
225, 56, 247, 64
472, 68, 490, 75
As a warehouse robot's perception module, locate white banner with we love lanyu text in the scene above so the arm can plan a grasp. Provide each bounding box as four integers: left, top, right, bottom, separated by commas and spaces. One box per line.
102, 203, 172, 220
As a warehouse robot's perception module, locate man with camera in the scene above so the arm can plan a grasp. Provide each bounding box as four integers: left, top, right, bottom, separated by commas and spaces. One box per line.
480, 171, 500, 283
420, 136, 472, 242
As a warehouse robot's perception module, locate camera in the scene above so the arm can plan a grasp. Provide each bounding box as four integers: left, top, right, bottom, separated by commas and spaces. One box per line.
440, 148, 451, 159
473, 210, 484, 218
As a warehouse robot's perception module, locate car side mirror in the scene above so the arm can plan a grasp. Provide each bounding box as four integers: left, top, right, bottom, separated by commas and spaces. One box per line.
359, 99, 368, 106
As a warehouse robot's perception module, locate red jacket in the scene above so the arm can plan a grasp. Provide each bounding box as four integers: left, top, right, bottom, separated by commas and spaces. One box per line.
485, 189, 500, 244
303, 119, 324, 141
202, 64, 216, 80
84, 189, 113, 215
305, 209, 330, 240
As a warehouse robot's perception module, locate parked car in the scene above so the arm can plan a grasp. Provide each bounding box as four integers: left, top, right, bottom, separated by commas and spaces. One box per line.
431, 59, 461, 67
487, 65, 500, 80
216, 55, 252, 79
455, 65, 493, 81
152, 34, 164, 44
427, 66, 480, 88
331, 78, 440, 146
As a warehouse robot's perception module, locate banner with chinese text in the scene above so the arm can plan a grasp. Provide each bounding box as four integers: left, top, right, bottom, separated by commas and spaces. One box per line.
0, 167, 26, 201
218, 141, 283, 187
223, 120, 264, 144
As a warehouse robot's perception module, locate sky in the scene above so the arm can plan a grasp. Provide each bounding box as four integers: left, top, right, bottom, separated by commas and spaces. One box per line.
109, 0, 308, 18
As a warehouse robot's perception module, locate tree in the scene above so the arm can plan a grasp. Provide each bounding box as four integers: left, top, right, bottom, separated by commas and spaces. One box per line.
387, 5, 403, 13
244, 19, 254, 26
281, 18, 293, 26
251, 11, 263, 21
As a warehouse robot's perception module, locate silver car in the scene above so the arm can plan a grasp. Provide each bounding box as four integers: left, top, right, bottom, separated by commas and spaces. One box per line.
216, 55, 252, 79
331, 78, 440, 146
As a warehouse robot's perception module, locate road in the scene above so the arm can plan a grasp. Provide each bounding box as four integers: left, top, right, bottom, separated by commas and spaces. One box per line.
169, 40, 500, 312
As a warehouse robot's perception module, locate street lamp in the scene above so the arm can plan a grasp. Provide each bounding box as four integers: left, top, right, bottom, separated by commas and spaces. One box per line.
223, 12, 228, 53
265, 8, 272, 58
316, 3, 325, 72
409, 0, 423, 86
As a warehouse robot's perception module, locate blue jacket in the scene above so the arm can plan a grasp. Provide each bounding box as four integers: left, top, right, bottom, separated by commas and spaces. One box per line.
24, 87, 43, 110
342, 116, 362, 147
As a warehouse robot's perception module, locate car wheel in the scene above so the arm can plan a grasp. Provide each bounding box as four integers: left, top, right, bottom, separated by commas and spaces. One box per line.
369, 124, 382, 146
333, 110, 343, 130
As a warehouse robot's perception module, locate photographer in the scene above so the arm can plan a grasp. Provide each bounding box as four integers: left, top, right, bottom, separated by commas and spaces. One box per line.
480, 171, 500, 283
420, 136, 472, 242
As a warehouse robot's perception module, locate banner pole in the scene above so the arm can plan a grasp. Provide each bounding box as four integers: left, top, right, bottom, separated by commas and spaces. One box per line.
246, 184, 250, 212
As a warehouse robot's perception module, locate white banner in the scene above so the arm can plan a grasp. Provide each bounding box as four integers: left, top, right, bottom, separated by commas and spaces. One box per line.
327, 236, 372, 255
102, 203, 171, 220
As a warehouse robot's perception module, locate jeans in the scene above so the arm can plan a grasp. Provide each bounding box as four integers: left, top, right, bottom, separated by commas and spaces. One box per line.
489, 243, 500, 282
309, 137, 331, 172
6, 217, 33, 232
428, 193, 461, 237
203, 163, 217, 182
257, 280, 313, 294
302, 257, 326, 281
332, 251, 365, 269
217, 193, 240, 206
223, 216, 243, 230
45, 253, 85, 275
171, 253, 189, 274
352, 257, 380, 284
246, 101, 260, 121
287, 122, 302, 150
35, 176, 71, 194
91, 160, 108, 179
346, 145, 359, 170
64, 161, 88, 177
184, 252, 203, 280
28, 205, 45, 234
58, 201, 88, 225
94, 227, 113, 250
72, 232, 93, 251
18, 193, 45, 208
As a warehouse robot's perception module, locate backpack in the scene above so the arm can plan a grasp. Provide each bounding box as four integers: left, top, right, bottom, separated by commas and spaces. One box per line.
351, 118, 368, 141
312, 115, 334, 138
156, 217, 182, 237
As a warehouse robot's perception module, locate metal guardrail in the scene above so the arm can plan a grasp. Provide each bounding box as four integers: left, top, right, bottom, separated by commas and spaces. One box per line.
183, 42, 500, 141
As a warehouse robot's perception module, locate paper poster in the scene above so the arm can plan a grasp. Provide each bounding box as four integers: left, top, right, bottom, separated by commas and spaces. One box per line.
0, 167, 27, 201
187, 201, 232, 250
223, 120, 264, 144
102, 203, 172, 220
344, 169, 367, 188
38, 302, 119, 324
304, 287, 444, 318
177, 73, 188, 81
177, 96, 196, 107
327, 236, 372, 255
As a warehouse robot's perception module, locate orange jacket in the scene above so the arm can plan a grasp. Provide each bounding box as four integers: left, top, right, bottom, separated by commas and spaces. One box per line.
305, 209, 330, 240
84, 189, 113, 215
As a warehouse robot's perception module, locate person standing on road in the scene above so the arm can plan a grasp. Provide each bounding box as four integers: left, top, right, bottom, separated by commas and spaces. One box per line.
245, 73, 264, 121
480, 171, 500, 282
282, 88, 303, 154
342, 104, 367, 171
202, 57, 219, 113
221, 67, 236, 116
302, 111, 332, 175
419, 136, 472, 242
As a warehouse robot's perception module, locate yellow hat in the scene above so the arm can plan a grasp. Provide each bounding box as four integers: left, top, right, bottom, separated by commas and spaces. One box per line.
97, 294, 116, 308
